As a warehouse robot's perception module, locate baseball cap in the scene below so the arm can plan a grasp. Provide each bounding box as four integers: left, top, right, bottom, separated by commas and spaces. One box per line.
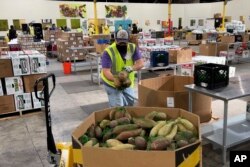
116, 30, 129, 43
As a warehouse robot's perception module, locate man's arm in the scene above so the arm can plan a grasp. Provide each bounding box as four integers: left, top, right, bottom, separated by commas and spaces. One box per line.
102, 51, 114, 81
132, 46, 144, 71
132, 58, 144, 71
102, 68, 114, 81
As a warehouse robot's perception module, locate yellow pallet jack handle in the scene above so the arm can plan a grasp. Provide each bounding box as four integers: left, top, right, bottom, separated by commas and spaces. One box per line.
56, 142, 84, 167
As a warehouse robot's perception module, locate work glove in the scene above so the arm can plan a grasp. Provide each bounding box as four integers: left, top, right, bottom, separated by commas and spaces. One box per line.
123, 66, 133, 73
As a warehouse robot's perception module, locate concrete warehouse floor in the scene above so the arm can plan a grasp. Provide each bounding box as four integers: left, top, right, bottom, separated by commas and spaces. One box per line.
0, 55, 250, 167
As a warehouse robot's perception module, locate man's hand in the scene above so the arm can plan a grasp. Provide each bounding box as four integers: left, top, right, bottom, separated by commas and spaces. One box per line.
123, 66, 133, 73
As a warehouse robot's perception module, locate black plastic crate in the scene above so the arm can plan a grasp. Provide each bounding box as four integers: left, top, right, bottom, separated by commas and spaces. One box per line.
194, 63, 229, 89
150, 51, 169, 67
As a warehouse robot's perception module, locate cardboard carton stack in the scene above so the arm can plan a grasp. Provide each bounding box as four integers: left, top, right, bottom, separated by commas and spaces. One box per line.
18, 34, 34, 43
44, 30, 63, 43
56, 32, 92, 62
20, 42, 47, 55
0, 39, 9, 52
0, 51, 46, 115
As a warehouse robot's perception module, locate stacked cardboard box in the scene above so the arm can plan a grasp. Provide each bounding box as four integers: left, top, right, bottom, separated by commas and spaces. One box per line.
56, 32, 91, 62
44, 30, 63, 43
20, 42, 47, 55
0, 52, 46, 115
18, 34, 34, 43
0, 40, 9, 52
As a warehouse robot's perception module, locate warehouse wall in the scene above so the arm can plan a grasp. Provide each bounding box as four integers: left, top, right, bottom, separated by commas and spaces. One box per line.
0, 0, 249, 36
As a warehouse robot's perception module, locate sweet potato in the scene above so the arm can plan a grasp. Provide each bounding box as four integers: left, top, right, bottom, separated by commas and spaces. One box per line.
135, 136, 147, 150
94, 126, 102, 139
113, 124, 139, 135
133, 118, 156, 129
116, 129, 142, 141
150, 138, 170, 150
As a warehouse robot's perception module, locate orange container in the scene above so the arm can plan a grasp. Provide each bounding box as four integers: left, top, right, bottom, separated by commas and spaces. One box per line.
63, 62, 71, 74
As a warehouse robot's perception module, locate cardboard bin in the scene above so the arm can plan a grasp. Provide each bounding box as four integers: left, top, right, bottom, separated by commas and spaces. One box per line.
221, 36, 235, 43
199, 44, 217, 56
138, 76, 212, 123
168, 48, 192, 64
72, 107, 201, 167
0, 95, 16, 114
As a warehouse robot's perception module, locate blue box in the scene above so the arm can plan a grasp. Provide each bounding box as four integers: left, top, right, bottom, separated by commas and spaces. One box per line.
150, 51, 169, 67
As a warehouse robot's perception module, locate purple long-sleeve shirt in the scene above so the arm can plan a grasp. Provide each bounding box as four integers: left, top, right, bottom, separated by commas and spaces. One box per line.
101, 46, 142, 68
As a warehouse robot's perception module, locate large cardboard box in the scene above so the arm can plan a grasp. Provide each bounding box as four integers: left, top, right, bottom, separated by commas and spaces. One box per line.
72, 107, 201, 167
5, 77, 24, 95
185, 33, 196, 41
0, 95, 15, 114
14, 93, 32, 111
12, 55, 31, 76
29, 54, 47, 74
31, 91, 44, 109
199, 44, 217, 56
138, 76, 212, 123
23, 74, 46, 93
216, 43, 228, 56
168, 48, 192, 64
0, 57, 14, 78
221, 36, 235, 43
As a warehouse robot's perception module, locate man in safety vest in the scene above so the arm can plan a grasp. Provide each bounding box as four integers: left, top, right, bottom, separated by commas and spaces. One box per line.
101, 30, 144, 107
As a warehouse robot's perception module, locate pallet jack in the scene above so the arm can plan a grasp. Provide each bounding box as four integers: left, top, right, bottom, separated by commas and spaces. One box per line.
34, 73, 138, 167
34, 73, 83, 167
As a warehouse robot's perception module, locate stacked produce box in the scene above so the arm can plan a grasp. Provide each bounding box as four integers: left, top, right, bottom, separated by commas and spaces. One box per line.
21, 42, 47, 55
18, 34, 47, 55
18, 34, 34, 43
56, 32, 92, 62
72, 107, 201, 167
0, 51, 46, 116
44, 30, 63, 43
0, 39, 9, 52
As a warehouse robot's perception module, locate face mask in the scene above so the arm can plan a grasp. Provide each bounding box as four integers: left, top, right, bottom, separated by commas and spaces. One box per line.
116, 43, 127, 54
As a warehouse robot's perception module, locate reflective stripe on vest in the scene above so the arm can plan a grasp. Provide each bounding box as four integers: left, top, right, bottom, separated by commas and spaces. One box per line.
101, 42, 136, 88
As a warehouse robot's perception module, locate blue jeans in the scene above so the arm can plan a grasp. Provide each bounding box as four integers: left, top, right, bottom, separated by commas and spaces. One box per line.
104, 84, 135, 107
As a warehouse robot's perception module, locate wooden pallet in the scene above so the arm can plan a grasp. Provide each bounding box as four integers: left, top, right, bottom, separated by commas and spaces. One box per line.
0, 108, 42, 120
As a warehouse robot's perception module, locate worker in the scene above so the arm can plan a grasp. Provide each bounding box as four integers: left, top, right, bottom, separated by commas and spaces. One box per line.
7, 25, 17, 41
101, 30, 144, 107
50, 24, 57, 30
28, 23, 35, 36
